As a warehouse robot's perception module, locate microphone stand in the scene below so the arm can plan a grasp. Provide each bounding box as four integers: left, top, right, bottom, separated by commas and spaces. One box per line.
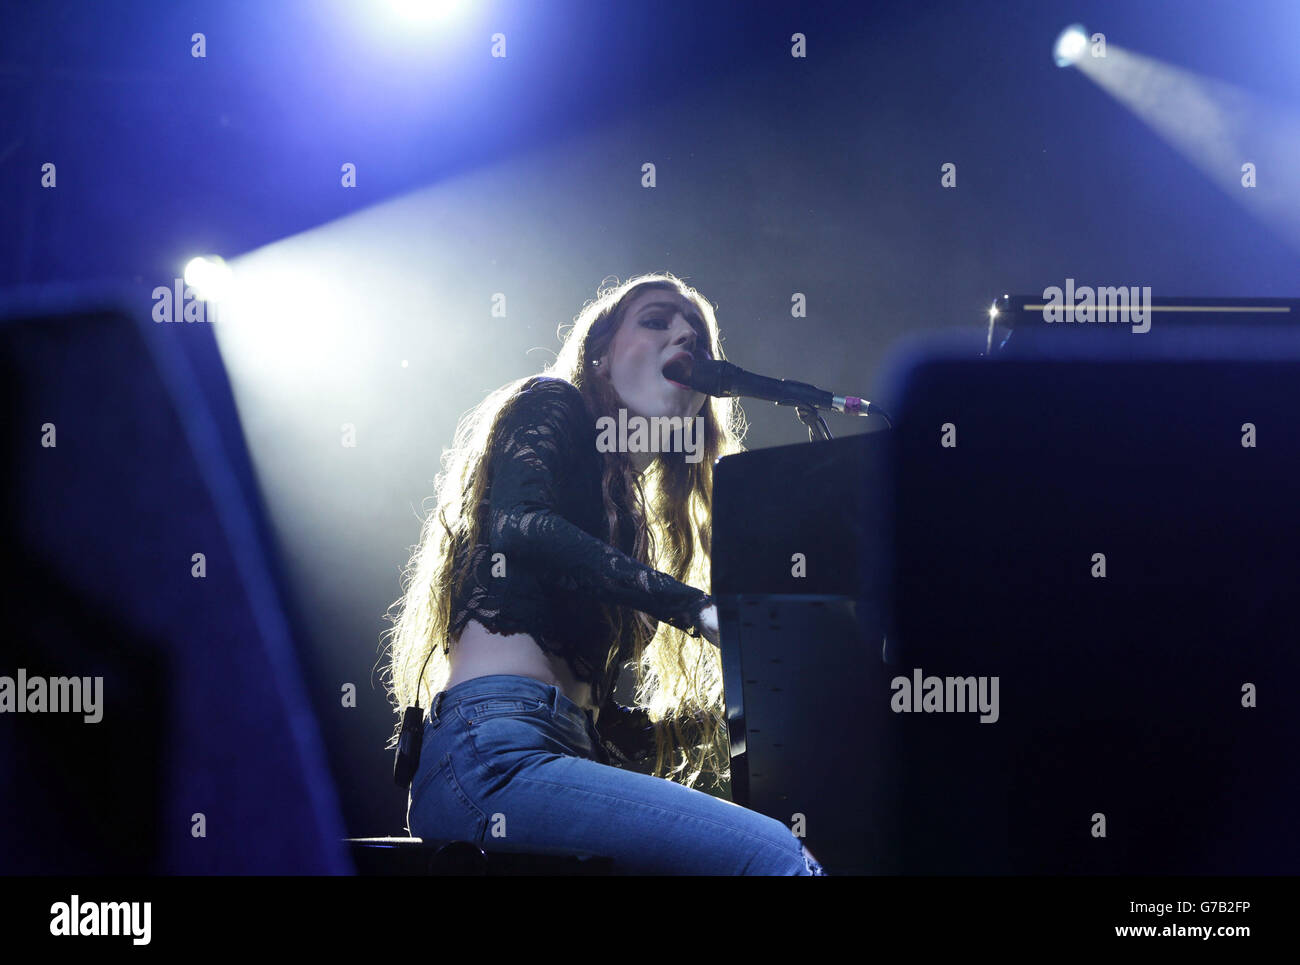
791, 403, 833, 442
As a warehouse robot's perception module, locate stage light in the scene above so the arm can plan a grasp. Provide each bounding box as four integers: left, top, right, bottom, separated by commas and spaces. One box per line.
1062, 43, 1300, 253
387, 0, 467, 23
184, 255, 233, 302
1054, 24, 1088, 68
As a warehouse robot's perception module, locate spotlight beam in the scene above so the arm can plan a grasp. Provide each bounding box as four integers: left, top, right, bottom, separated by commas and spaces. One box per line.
1066, 43, 1300, 254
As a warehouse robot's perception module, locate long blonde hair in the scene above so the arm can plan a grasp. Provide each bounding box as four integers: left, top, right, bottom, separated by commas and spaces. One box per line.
379, 273, 748, 789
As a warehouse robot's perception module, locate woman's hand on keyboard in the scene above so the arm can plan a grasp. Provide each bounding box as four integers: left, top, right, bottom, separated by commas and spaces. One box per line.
697, 604, 720, 648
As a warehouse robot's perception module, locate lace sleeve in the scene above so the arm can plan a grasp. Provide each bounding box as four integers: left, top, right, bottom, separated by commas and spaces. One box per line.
485, 378, 711, 636
597, 696, 715, 768
597, 697, 656, 767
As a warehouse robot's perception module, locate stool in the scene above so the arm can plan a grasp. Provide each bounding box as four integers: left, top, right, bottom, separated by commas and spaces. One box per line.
345, 837, 614, 875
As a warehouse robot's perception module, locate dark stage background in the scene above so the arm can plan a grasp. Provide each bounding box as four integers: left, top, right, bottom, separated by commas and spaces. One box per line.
3, 0, 1298, 858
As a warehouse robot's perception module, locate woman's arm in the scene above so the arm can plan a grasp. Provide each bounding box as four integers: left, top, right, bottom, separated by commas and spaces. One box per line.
596, 697, 656, 766
486, 378, 712, 637
598, 695, 718, 767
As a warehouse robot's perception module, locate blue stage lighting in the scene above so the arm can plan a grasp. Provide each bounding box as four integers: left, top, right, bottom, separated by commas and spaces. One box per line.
1054, 24, 1088, 68
184, 255, 233, 302
388, 0, 467, 23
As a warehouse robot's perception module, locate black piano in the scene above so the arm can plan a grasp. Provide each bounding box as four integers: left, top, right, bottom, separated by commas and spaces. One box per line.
714, 313, 1300, 874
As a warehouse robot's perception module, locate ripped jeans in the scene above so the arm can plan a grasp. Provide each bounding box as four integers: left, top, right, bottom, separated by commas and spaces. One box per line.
405, 674, 828, 875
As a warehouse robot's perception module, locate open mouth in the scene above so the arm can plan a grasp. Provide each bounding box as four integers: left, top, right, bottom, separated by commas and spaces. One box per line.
663, 352, 694, 390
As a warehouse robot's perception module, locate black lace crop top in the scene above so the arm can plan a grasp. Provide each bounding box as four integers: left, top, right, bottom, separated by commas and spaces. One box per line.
447, 376, 712, 712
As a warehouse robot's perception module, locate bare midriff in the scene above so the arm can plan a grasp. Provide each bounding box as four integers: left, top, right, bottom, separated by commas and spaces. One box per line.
445, 618, 599, 723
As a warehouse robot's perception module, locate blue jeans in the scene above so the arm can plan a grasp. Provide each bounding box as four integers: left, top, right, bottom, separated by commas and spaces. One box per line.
405, 674, 827, 875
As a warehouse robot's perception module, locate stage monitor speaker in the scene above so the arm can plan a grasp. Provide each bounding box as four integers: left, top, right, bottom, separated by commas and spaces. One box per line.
881, 330, 1300, 872
0, 286, 350, 874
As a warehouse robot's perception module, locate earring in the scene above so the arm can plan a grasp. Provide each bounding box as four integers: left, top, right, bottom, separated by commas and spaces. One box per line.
592, 359, 601, 366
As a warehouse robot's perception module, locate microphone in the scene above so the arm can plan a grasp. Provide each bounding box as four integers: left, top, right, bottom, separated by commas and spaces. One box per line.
663, 356, 880, 418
